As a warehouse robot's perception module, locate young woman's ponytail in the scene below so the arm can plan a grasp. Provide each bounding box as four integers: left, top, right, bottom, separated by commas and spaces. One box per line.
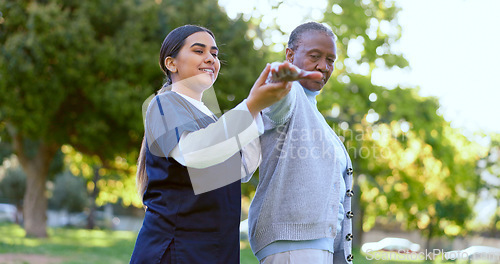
136, 137, 148, 198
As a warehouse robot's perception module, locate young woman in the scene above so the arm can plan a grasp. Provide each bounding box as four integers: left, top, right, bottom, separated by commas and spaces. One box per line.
130, 25, 321, 264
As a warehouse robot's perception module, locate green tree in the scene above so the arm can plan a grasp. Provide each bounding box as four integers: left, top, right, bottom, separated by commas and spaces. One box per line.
317, 0, 481, 248
476, 133, 500, 237
49, 171, 88, 213
0, 0, 268, 237
317, 0, 406, 246
216, 0, 482, 247
60, 145, 138, 229
0, 167, 26, 224
0, 131, 13, 164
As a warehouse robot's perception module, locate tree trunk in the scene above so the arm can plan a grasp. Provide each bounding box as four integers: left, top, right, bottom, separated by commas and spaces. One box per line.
425, 219, 434, 252
9, 126, 59, 237
493, 197, 500, 238
23, 163, 49, 237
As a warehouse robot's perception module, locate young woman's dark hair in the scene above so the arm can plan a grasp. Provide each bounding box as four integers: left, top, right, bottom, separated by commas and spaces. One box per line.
137, 25, 215, 197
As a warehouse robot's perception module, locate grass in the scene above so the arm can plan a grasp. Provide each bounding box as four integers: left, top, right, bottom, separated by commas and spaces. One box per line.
0, 223, 467, 264
0, 223, 260, 264
240, 243, 259, 264
0, 223, 135, 264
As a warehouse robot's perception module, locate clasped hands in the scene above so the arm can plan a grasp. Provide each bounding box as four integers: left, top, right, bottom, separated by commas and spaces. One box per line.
246, 61, 323, 116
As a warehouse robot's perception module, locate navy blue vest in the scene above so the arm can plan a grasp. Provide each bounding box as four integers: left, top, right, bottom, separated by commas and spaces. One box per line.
130, 92, 241, 264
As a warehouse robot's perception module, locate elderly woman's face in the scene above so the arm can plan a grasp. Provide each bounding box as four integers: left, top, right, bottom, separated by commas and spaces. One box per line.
287, 31, 337, 91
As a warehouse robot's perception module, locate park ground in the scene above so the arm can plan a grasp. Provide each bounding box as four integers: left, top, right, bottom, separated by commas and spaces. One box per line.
1, 222, 493, 264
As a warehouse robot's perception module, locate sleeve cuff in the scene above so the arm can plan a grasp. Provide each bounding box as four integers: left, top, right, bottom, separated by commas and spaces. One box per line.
238, 99, 264, 135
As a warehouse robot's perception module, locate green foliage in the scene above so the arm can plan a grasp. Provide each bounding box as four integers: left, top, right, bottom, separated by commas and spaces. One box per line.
49, 171, 88, 213
315, 0, 482, 241
0, 141, 12, 165
474, 133, 500, 232
0, 167, 26, 204
0, 0, 256, 157
0, 0, 269, 217
47, 149, 65, 181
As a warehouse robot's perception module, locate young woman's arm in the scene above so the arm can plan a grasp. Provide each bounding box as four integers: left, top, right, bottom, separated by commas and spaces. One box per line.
169, 99, 263, 169
169, 62, 320, 169
147, 63, 320, 170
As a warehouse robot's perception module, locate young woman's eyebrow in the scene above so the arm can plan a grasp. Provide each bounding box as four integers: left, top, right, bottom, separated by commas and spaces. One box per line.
190, 43, 218, 51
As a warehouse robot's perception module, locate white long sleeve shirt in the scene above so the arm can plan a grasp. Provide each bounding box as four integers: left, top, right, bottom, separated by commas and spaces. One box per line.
159, 92, 263, 183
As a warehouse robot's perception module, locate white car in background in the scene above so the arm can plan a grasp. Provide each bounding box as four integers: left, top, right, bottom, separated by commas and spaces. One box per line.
444, 246, 500, 262
0, 203, 16, 223
362, 237, 421, 253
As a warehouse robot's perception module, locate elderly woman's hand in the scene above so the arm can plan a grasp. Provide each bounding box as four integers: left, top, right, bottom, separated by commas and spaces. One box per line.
267, 61, 323, 83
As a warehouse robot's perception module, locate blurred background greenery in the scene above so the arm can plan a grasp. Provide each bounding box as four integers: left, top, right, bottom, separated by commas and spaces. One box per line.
0, 0, 499, 263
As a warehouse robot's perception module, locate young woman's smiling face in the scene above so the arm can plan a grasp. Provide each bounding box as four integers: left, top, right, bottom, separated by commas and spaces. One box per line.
169, 31, 220, 91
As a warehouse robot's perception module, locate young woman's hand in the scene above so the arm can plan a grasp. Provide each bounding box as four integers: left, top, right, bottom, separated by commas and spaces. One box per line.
246, 64, 292, 117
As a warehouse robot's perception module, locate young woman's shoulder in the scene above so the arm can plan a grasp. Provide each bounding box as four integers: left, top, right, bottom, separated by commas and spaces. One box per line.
145, 91, 197, 130
146, 91, 185, 114
154, 90, 182, 105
